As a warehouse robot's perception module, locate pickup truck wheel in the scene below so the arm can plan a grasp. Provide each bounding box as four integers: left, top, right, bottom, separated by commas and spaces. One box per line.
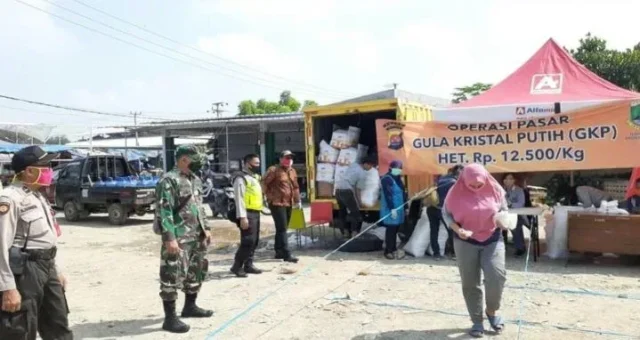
107, 203, 128, 225
63, 201, 80, 222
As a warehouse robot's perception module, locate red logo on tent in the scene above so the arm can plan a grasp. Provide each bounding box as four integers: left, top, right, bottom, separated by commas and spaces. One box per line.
530, 74, 563, 94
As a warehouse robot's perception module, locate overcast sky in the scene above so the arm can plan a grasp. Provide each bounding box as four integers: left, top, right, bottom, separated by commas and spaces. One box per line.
1, 0, 638, 139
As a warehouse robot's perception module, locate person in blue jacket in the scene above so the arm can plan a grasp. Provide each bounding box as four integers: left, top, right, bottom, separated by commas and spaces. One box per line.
380, 160, 408, 259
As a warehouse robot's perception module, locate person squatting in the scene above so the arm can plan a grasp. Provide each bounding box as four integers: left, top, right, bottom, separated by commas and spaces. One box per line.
155, 145, 213, 333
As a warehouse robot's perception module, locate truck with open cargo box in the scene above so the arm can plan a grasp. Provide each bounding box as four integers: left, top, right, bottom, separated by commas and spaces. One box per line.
303, 97, 436, 222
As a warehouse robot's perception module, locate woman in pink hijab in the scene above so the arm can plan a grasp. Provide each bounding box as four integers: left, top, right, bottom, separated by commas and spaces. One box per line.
441, 163, 509, 338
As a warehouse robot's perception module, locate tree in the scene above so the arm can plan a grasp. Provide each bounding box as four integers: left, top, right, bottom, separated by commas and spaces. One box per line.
451, 82, 492, 104
303, 100, 318, 108
237, 91, 315, 115
238, 100, 258, 115
569, 33, 640, 91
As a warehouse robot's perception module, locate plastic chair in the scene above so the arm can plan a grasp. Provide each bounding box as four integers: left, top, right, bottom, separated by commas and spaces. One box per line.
306, 202, 334, 247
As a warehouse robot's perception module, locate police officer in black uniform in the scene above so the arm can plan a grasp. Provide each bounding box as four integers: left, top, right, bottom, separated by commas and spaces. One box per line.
0, 146, 73, 340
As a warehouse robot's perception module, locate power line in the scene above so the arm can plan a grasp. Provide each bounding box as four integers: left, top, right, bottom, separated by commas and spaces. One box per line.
26, 0, 350, 99
0, 93, 170, 121
68, 0, 356, 98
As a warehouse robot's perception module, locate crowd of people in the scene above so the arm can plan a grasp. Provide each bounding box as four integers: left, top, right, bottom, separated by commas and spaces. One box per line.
2, 143, 638, 338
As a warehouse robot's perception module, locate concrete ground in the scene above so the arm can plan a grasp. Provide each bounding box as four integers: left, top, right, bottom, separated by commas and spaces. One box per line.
53, 210, 640, 340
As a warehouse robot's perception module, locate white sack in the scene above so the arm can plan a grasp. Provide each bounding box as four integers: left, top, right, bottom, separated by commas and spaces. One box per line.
337, 147, 358, 166
404, 208, 430, 258
347, 126, 361, 146
330, 129, 350, 149
544, 206, 584, 259
426, 222, 448, 256
318, 140, 339, 163
358, 168, 381, 207
316, 163, 336, 183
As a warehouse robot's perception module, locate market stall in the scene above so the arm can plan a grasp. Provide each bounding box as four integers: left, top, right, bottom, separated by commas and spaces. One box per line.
384, 38, 640, 260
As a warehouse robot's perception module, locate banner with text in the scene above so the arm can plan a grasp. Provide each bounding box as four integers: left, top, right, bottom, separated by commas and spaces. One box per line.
376, 100, 640, 175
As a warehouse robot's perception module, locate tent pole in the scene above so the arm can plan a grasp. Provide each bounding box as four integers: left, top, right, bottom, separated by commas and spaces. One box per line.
570, 171, 575, 187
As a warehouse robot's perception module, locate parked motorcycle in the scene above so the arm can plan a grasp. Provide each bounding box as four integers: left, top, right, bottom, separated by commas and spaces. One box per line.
202, 172, 234, 219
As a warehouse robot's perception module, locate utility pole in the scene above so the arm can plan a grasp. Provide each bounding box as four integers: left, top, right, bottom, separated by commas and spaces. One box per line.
208, 102, 228, 118
130, 111, 141, 147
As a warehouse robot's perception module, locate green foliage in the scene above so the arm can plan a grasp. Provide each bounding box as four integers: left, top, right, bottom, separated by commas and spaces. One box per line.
451, 82, 492, 104
303, 100, 318, 108
569, 33, 640, 91
237, 91, 315, 115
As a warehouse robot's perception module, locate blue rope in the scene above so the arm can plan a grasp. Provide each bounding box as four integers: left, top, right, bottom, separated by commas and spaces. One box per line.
368, 273, 640, 301
323, 296, 639, 339
205, 186, 434, 339
516, 233, 533, 339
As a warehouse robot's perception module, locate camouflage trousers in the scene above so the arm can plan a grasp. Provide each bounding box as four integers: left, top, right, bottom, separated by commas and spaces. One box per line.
159, 239, 209, 301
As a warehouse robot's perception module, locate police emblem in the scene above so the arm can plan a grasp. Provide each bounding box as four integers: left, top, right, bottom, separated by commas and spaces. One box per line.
0, 203, 9, 215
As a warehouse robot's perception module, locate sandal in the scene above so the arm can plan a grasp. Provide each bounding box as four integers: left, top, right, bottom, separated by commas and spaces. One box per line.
486, 313, 505, 333
469, 323, 484, 338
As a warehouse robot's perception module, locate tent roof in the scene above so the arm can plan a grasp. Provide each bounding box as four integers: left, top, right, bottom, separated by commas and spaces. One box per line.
454, 38, 640, 108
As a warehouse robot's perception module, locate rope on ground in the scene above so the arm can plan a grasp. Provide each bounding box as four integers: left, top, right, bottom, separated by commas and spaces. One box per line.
367, 273, 640, 301
256, 262, 379, 339
205, 186, 435, 339
323, 296, 640, 339
516, 234, 533, 339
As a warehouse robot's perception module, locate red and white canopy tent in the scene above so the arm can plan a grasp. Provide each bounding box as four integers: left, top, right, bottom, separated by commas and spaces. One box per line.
432, 38, 640, 122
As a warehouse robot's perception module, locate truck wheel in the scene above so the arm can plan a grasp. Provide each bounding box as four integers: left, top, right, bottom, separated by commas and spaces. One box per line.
107, 203, 128, 225
63, 201, 80, 222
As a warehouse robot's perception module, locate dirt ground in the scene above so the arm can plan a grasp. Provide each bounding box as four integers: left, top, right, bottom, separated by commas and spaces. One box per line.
54, 210, 640, 340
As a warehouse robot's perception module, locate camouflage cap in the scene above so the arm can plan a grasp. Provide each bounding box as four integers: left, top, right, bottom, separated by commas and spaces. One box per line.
175, 145, 200, 160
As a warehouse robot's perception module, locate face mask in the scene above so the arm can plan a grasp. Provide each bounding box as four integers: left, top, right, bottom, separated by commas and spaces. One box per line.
25, 167, 53, 187
187, 155, 204, 173
281, 158, 293, 167
391, 168, 402, 176
249, 164, 261, 174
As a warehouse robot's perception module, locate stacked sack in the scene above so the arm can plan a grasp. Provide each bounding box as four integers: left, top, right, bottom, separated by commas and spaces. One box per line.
317, 126, 369, 197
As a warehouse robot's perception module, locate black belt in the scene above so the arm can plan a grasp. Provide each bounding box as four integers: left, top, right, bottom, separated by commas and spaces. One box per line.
25, 247, 57, 261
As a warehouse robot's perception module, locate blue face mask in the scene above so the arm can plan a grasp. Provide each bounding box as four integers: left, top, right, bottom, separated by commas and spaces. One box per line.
391, 168, 402, 176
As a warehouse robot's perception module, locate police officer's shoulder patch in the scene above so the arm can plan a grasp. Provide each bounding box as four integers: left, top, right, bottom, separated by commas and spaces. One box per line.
0, 202, 9, 215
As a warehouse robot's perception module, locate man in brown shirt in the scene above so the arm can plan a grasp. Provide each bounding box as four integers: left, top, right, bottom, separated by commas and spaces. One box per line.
262, 150, 300, 263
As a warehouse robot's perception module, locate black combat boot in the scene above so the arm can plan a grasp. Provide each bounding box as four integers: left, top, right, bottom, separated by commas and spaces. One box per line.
244, 259, 263, 274
230, 260, 248, 278
275, 252, 299, 263
162, 300, 190, 333
181, 293, 214, 318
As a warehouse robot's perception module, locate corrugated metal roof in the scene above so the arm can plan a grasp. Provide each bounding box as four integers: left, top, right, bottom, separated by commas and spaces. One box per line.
134, 112, 303, 133
66, 136, 209, 149
333, 89, 450, 107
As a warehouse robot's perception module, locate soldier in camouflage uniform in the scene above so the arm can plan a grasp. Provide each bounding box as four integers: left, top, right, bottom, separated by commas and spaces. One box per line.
156, 145, 213, 333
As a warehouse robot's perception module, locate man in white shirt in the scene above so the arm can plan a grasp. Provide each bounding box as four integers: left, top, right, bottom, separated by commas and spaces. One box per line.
334, 156, 376, 238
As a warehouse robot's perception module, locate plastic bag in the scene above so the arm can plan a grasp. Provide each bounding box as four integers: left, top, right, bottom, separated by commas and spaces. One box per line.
404, 208, 430, 257
288, 208, 306, 230
495, 211, 518, 231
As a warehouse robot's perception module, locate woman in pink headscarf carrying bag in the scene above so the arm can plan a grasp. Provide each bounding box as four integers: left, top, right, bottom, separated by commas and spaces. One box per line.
441, 163, 510, 338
